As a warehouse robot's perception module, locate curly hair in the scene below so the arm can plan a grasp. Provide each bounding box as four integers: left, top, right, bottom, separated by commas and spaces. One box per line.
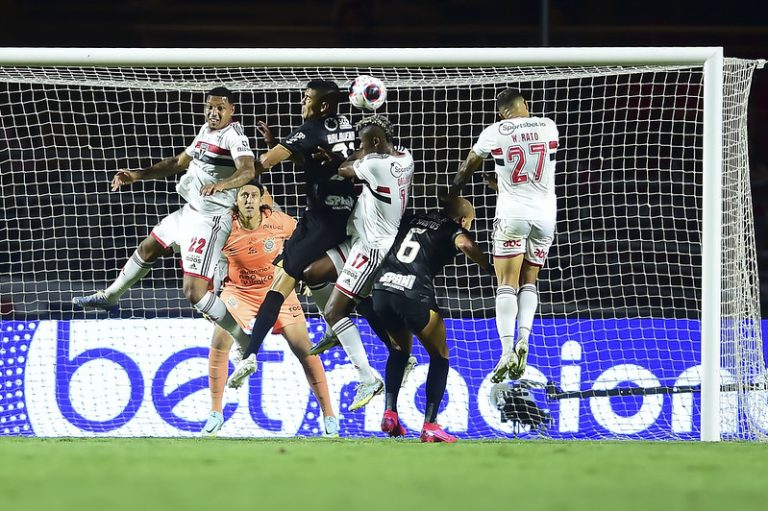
355, 114, 394, 142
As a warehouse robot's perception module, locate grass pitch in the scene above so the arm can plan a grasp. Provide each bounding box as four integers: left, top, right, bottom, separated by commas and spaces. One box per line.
0, 438, 766, 511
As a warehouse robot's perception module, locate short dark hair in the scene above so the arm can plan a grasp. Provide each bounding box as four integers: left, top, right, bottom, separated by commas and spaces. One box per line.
206, 86, 237, 104
243, 179, 265, 193
306, 79, 343, 107
496, 88, 525, 111
356, 115, 394, 142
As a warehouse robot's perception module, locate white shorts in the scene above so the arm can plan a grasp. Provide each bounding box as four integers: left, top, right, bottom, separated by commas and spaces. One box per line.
493, 217, 555, 266
326, 237, 351, 277
150, 204, 232, 282
333, 238, 386, 299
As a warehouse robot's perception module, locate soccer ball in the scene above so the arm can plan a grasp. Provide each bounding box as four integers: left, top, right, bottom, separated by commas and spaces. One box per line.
348, 75, 387, 111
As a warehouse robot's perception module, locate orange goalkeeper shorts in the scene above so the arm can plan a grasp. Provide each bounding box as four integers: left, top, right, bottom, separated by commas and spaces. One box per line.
220, 287, 306, 335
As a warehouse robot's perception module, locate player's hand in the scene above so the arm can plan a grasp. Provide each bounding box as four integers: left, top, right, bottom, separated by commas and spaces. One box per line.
256, 121, 277, 148
200, 183, 222, 196
311, 146, 342, 167
482, 172, 499, 192
111, 169, 140, 191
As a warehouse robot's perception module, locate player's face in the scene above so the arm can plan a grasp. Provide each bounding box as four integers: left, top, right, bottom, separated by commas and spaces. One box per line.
205, 96, 235, 129
461, 213, 475, 230
301, 88, 324, 120
236, 185, 262, 220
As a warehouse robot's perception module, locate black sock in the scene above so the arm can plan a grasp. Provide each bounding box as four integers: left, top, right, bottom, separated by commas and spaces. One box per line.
424, 356, 449, 423
385, 349, 410, 412
357, 297, 392, 349
246, 290, 284, 357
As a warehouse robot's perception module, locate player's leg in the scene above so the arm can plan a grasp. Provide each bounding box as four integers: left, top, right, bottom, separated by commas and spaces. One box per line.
373, 290, 412, 438
202, 325, 233, 436
245, 211, 333, 359
414, 310, 457, 443
304, 245, 345, 355
73, 216, 171, 312
509, 221, 553, 380
490, 218, 528, 383
279, 320, 339, 437
324, 242, 385, 411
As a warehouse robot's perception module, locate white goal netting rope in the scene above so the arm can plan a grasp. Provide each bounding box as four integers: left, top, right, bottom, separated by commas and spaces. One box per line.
0, 59, 764, 439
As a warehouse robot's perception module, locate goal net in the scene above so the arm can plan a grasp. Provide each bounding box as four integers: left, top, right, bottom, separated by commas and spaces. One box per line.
0, 49, 764, 440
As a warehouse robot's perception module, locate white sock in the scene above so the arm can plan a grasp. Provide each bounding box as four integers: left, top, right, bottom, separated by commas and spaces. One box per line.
104, 250, 153, 300
517, 284, 538, 342
332, 317, 375, 383
194, 292, 249, 348
496, 285, 518, 353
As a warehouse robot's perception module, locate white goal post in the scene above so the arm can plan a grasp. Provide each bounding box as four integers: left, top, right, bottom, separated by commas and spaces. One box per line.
0, 47, 763, 441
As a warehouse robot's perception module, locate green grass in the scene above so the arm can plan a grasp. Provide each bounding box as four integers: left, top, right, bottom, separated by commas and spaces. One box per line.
1, 438, 766, 511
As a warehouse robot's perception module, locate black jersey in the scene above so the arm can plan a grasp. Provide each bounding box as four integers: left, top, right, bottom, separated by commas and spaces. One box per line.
281, 114, 356, 212
373, 211, 469, 308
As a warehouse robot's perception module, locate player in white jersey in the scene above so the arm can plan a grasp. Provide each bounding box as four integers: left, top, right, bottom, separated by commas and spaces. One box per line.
447, 88, 560, 383
307, 115, 415, 410
73, 87, 260, 349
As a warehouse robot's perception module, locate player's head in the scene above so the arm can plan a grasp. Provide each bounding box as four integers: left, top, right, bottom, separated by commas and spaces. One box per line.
302, 79, 342, 120
496, 88, 529, 119
443, 196, 475, 230
205, 86, 236, 129
236, 180, 265, 220
356, 115, 394, 154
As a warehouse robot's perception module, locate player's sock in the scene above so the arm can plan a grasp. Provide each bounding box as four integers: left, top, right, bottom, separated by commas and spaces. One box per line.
299, 353, 334, 418
193, 292, 249, 347
495, 285, 518, 353
208, 347, 229, 413
385, 349, 410, 412
357, 297, 394, 349
516, 284, 538, 342
104, 250, 154, 301
332, 317, 376, 383
246, 290, 284, 357
424, 356, 449, 423
308, 282, 333, 313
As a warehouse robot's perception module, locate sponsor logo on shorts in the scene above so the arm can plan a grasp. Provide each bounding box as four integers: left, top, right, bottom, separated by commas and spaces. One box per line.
502, 239, 523, 248
379, 272, 416, 290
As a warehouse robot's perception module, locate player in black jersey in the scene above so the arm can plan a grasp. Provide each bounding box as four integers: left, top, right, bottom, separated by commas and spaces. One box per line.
372, 197, 491, 443
228, 79, 360, 386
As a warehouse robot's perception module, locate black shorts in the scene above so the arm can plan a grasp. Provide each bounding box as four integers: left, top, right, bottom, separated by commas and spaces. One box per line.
276, 208, 350, 279
371, 289, 433, 334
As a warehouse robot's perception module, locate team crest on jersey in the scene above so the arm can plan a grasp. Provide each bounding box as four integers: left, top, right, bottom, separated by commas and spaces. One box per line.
324, 117, 339, 131
498, 122, 517, 135
263, 237, 277, 253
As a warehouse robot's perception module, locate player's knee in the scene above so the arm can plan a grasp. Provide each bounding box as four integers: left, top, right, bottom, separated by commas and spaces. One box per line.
324, 304, 344, 326
182, 283, 207, 305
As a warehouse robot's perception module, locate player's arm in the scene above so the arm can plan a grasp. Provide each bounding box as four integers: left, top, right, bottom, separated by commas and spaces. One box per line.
447, 150, 485, 198
111, 151, 192, 191
454, 232, 492, 273
200, 155, 258, 196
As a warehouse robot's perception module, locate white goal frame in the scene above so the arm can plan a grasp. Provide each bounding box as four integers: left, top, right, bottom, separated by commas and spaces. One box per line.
0, 46, 732, 441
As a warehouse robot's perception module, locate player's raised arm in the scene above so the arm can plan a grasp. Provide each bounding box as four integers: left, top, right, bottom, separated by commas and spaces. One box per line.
454, 232, 491, 273
111, 151, 192, 191
200, 154, 257, 196
447, 149, 485, 198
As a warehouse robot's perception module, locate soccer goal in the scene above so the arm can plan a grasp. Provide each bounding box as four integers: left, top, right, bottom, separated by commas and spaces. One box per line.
0, 47, 764, 441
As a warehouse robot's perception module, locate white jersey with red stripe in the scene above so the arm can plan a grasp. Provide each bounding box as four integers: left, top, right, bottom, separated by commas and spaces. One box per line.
177, 121, 255, 216
347, 148, 415, 249
472, 116, 559, 220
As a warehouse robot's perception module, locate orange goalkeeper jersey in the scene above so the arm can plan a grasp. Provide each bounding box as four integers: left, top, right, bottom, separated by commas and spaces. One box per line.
222, 207, 296, 294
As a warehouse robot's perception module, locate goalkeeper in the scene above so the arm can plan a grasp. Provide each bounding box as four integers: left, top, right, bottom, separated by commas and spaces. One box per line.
371, 197, 490, 443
